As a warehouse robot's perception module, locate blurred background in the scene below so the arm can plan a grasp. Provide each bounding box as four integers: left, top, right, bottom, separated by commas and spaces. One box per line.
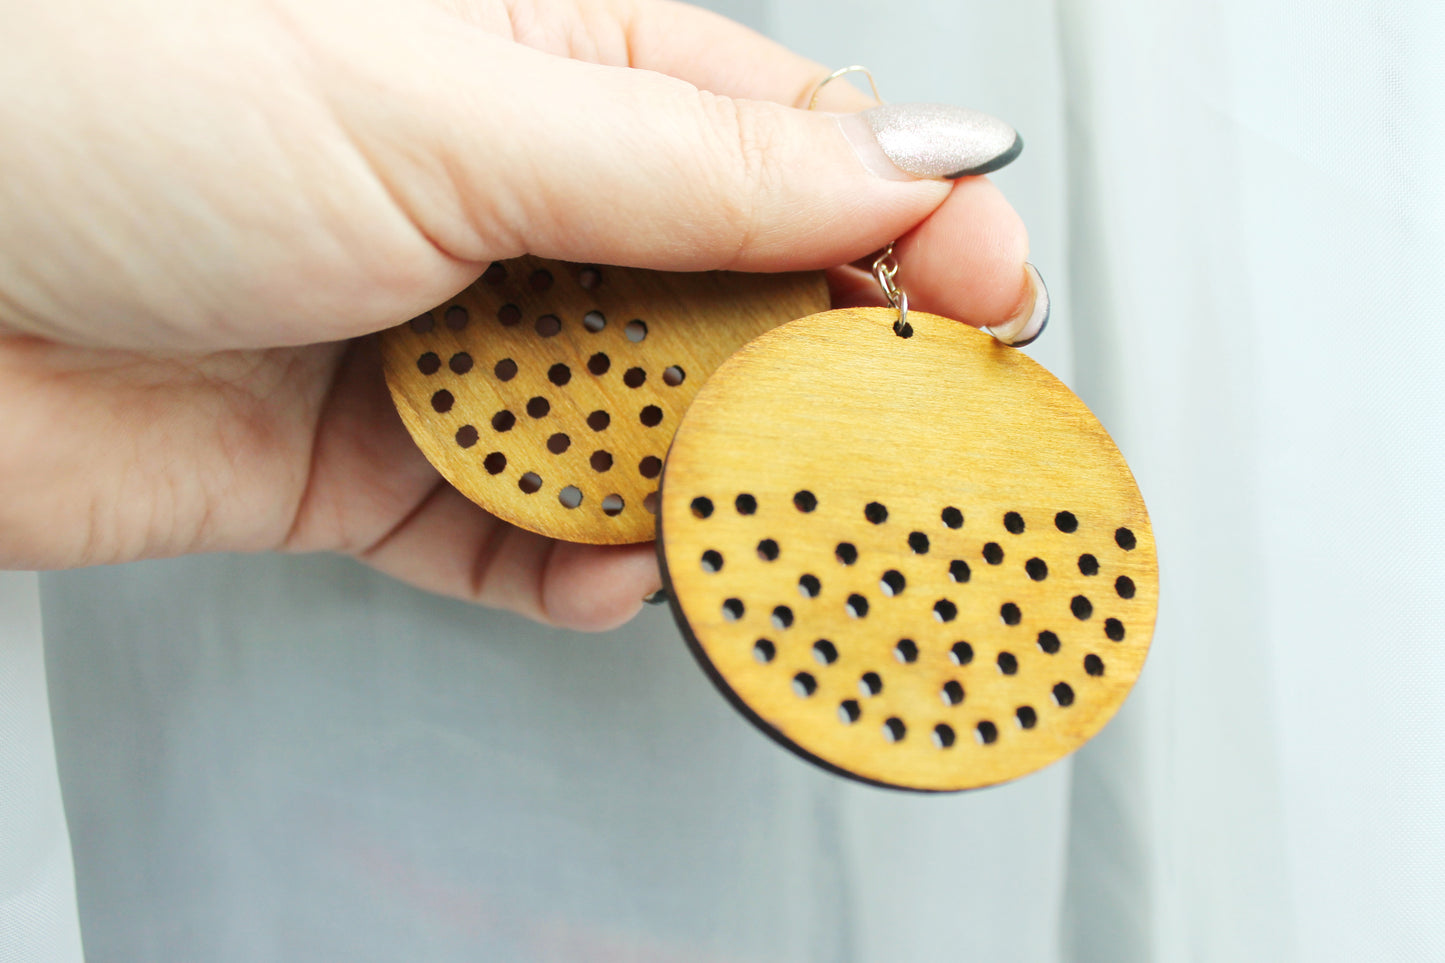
6, 0, 1442, 959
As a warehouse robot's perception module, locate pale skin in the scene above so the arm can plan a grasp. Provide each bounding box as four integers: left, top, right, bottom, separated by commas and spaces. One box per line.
0, 0, 1030, 630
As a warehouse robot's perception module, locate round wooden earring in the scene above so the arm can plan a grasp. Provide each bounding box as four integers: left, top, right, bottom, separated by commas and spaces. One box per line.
381, 257, 828, 544
657, 307, 1158, 791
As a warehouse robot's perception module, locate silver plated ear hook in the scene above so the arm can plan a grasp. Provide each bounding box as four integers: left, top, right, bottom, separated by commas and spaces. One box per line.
809, 67, 911, 338
809, 66, 1045, 347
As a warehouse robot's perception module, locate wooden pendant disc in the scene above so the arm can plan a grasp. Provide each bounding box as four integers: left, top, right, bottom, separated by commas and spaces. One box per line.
658, 308, 1157, 791
381, 257, 829, 544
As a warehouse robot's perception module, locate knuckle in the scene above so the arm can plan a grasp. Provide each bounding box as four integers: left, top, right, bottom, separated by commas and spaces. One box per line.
697, 92, 780, 263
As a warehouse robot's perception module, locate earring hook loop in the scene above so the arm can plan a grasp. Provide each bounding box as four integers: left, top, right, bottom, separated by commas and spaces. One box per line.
806, 65, 883, 111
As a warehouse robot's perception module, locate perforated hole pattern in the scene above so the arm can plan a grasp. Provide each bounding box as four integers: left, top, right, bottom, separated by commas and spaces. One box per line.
669, 492, 1150, 788
425, 263, 692, 521
382, 256, 829, 544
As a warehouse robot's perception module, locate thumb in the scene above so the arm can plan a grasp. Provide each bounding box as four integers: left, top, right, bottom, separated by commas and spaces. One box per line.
347, 30, 1018, 276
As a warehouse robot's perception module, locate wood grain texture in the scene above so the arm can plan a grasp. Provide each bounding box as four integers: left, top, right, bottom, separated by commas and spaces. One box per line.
381, 257, 829, 544
658, 308, 1157, 791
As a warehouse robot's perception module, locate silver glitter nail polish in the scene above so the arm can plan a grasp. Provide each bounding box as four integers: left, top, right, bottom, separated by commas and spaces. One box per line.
860, 103, 1022, 179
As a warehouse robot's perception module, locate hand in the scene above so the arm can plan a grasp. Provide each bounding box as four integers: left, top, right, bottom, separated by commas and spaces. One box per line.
0, 0, 1032, 630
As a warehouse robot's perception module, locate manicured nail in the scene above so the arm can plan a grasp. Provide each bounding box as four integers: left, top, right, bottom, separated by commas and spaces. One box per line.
643, 589, 670, 606
838, 103, 1022, 181
986, 263, 1050, 347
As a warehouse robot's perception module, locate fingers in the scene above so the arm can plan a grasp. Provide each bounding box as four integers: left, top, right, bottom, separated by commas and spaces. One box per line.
542, 541, 661, 631
345, 31, 942, 275
358, 485, 660, 631
892, 175, 1034, 327
439, 0, 875, 111
615, 0, 877, 111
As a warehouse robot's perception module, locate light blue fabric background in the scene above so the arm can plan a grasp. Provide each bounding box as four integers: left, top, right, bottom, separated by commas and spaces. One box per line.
5, 0, 1442, 959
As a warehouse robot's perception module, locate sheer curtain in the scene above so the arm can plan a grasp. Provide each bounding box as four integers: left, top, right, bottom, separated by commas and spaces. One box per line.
6, 1, 1442, 960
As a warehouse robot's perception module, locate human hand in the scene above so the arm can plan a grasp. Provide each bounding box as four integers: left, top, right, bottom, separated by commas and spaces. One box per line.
0, 0, 1035, 629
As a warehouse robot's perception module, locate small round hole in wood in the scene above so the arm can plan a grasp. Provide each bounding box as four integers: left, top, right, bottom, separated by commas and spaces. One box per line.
942, 680, 965, 706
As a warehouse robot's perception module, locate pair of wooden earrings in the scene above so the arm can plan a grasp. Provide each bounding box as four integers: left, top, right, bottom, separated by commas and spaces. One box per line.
381, 254, 1157, 792
380, 73, 1155, 793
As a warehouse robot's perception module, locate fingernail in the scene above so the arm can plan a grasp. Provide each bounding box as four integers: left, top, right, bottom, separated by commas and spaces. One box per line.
643, 589, 670, 606
837, 103, 1022, 181
986, 263, 1050, 347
